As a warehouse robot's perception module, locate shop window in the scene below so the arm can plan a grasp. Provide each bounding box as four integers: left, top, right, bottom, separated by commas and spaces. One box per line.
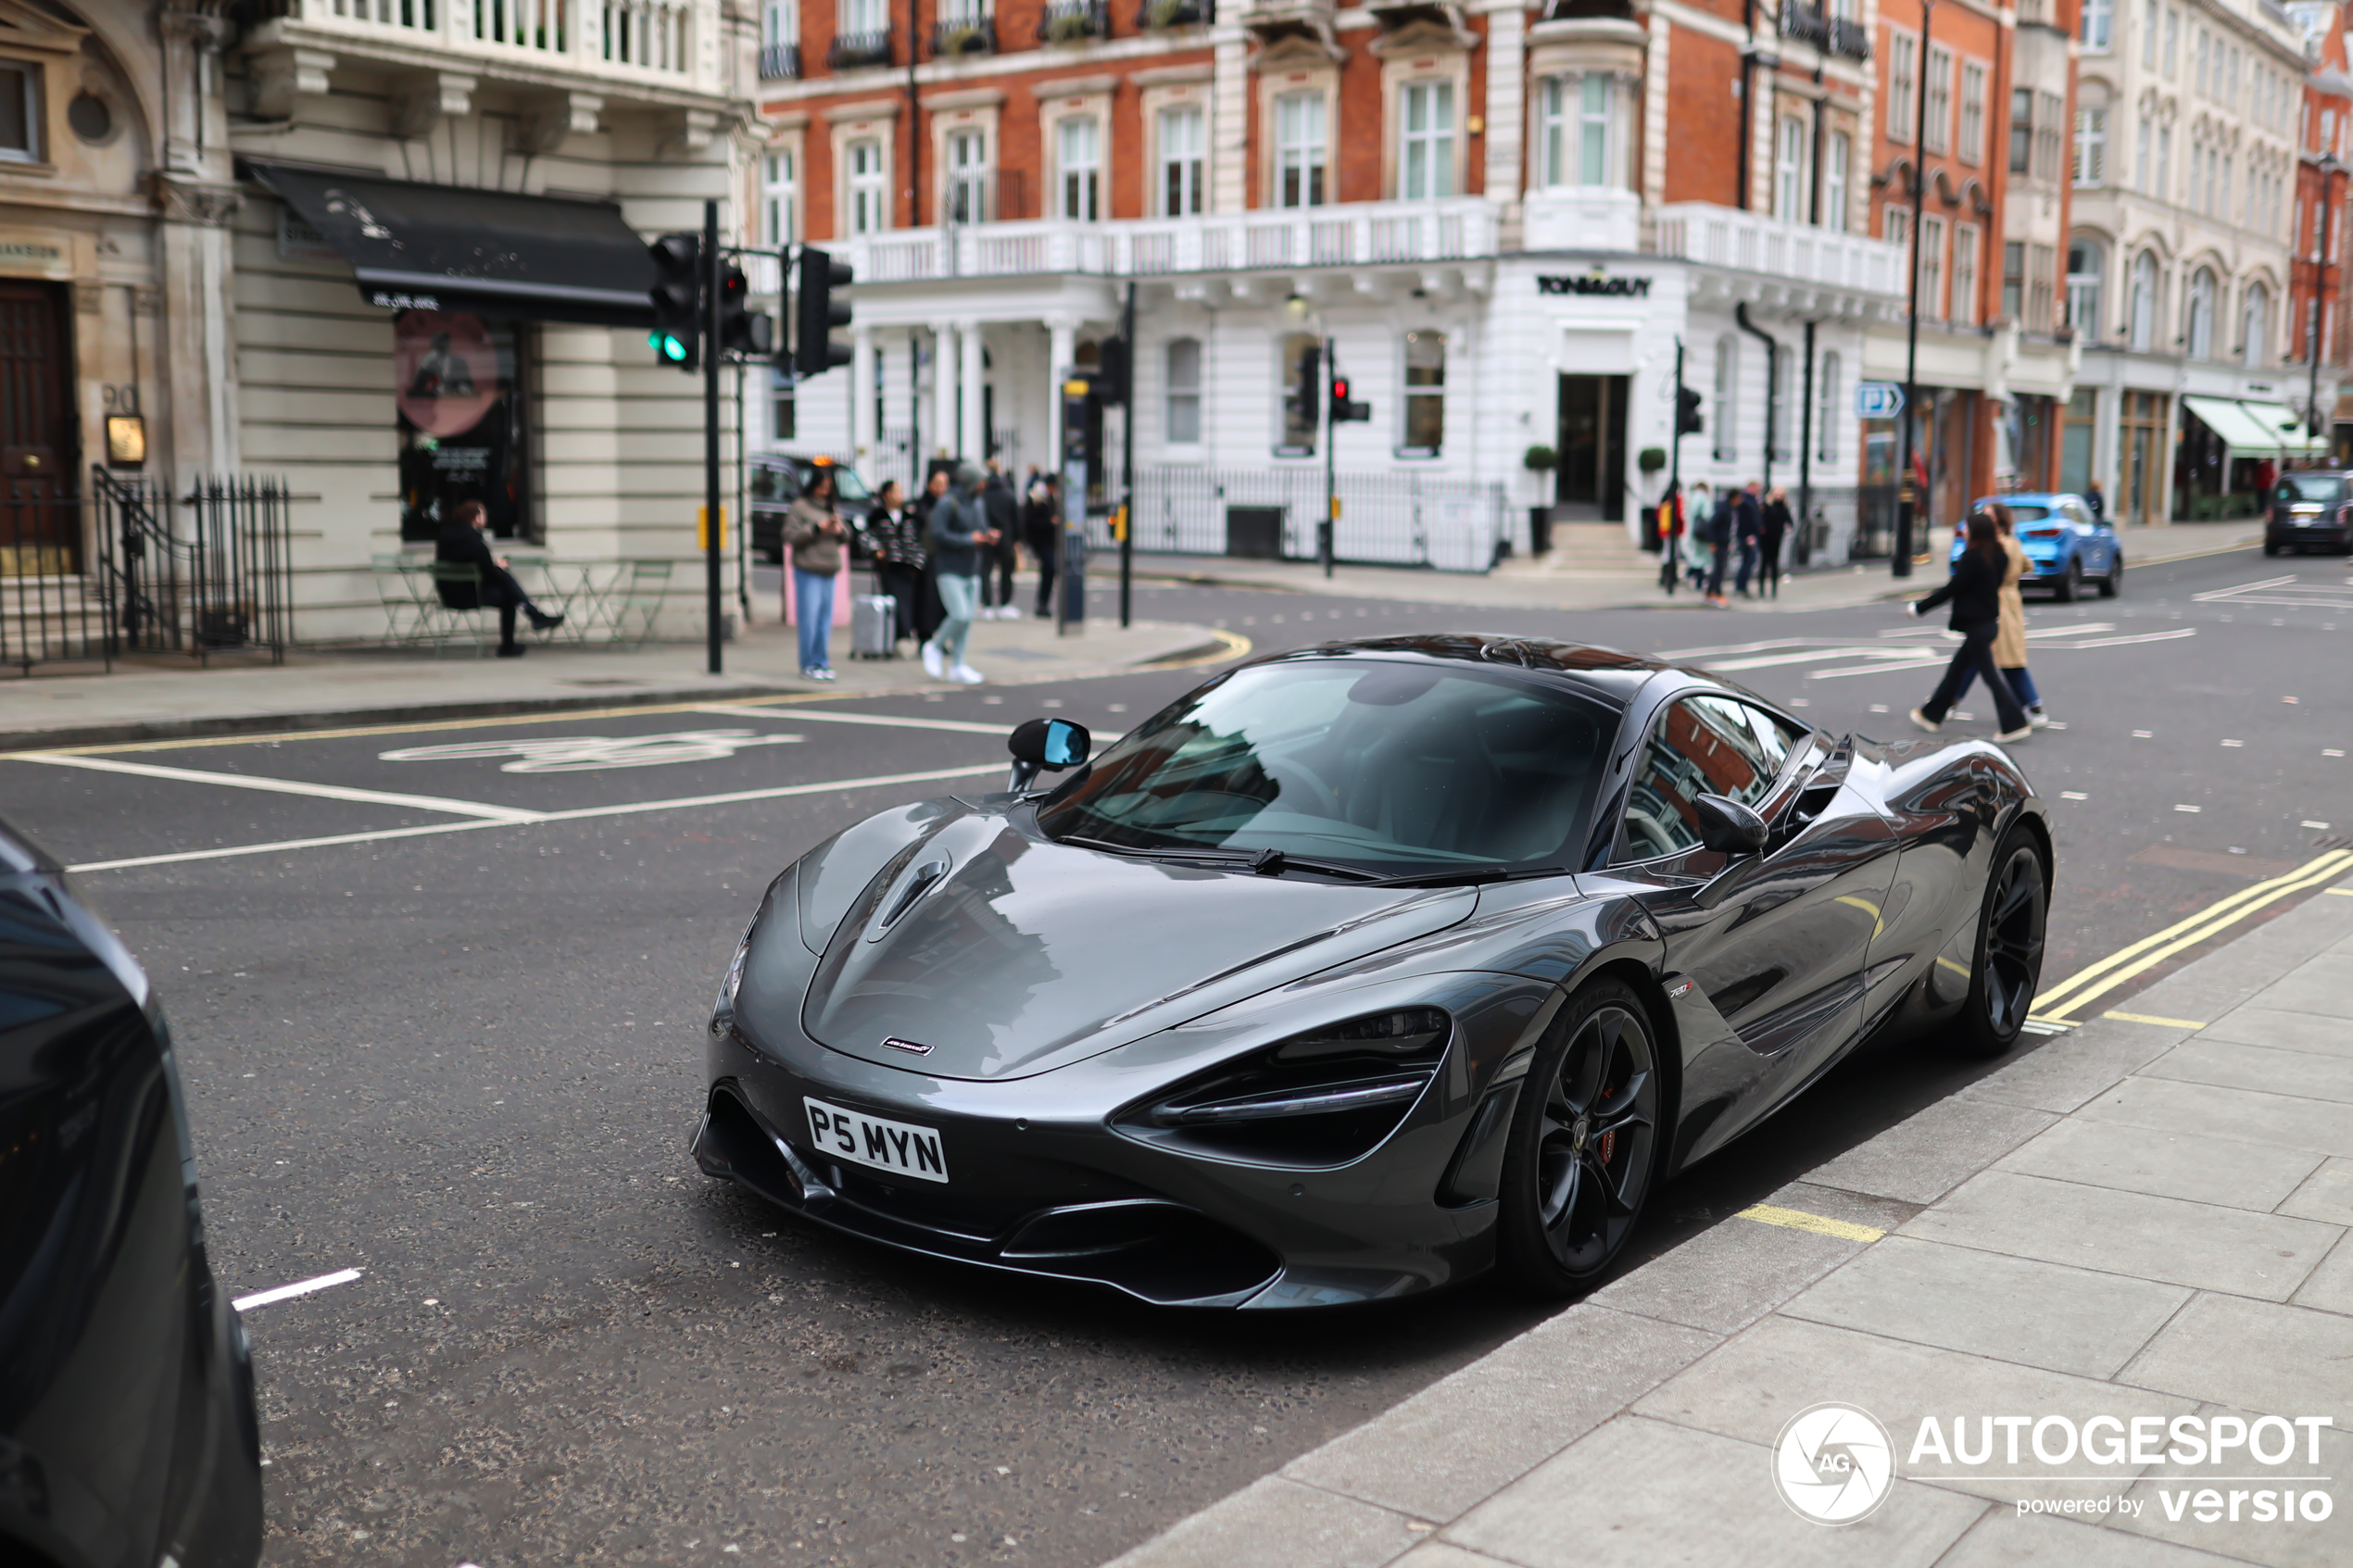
1275, 91, 1327, 208
1160, 106, 1204, 217
849, 138, 887, 233
1165, 337, 1202, 445
0, 60, 38, 163
1401, 331, 1444, 457
1711, 335, 1738, 463
1058, 115, 1101, 221
1277, 332, 1319, 456
397, 312, 534, 546
1399, 80, 1454, 201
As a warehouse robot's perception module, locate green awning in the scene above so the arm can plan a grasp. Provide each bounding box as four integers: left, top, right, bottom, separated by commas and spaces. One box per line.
2181, 395, 2285, 453
2235, 400, 2326, 456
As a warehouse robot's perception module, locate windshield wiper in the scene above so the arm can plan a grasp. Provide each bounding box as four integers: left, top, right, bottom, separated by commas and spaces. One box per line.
1057, 836, 1388, 883
1364, 865, 1573, 888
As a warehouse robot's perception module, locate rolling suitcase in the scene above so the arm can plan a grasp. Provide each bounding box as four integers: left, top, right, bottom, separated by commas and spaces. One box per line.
850, 589, 897, 659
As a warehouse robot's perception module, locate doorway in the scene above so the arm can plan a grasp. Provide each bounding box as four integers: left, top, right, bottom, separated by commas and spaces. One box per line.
2120, 390, 2167, 526
1555, 374, 1628, 521
0, 281, 80, 575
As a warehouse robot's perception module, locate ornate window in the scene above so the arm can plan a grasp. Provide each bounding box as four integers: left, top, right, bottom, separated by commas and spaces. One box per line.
2067, 240, 2104, 337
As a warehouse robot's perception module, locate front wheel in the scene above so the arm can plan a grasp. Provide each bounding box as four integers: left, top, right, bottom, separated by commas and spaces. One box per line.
1496, 980, 1665, 1297
1956, 827, 2048, 1058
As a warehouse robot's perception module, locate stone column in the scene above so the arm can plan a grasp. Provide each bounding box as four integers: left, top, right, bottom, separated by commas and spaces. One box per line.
933, 324, 959, 459
960, 321, 988, 462
852, 325, 878, 481
1480, 2, 1525, 210
1210, 22, 1250, 216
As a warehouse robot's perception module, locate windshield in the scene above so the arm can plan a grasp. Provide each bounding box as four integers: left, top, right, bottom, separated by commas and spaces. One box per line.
2276, 474, 2346, 506
1037, 659, 1613, 872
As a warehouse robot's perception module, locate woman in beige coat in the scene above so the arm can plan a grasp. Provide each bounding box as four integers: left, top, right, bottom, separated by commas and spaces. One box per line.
1955, 505, 2049, 727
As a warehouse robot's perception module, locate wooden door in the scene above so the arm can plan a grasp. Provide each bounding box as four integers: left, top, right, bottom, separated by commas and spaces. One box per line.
0, 282, 78, 575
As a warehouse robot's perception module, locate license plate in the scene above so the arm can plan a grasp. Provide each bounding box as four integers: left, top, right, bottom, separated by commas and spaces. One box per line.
803, 1097, 950, 1184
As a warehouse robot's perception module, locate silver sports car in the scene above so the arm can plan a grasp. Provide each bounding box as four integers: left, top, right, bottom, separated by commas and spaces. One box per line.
694, 634, 2050, 1308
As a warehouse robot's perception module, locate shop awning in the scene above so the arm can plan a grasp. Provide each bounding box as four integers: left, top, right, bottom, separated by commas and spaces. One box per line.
2181, 395, 2288, 454
2236, 400, 2327, 457
241, 160, 657, 328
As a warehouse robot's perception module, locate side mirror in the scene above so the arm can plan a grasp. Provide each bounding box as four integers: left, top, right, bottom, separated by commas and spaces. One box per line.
1693, 794, 1768, 856
1007, 717, 1092, 793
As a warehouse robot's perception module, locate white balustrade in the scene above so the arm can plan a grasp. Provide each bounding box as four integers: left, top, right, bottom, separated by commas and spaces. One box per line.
296, 0, 697, 80
1653, 202, 1906, 301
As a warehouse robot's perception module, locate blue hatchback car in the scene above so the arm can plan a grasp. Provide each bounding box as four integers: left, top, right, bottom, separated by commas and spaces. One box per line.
1947, 493, 2121, 601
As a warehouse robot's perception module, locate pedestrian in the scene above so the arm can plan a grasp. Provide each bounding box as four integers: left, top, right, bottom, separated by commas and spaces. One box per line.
1656, 483, 1684, 596
2082, 478, 2106, 522
980, 459, 1022, 620
1684, 483, 1716, 593
1730, 480, 1764, 598
434, 498, 563, 658
912, 467, 950, 646
923, 460, 996, 684
868, 478, 925, 648
1024, 470, 1062, 618
1906, 509, 2032, 741
1952, 503, 2051, 727
1758, 486, 1792, 598
783, 466, 846, 681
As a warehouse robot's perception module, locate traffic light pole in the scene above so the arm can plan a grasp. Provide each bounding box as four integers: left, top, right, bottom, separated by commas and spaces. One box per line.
1894, 1, 1932, 580
1119, 281, 1135, 628
703, 199, 724, 674
1322, 334, 1336, 579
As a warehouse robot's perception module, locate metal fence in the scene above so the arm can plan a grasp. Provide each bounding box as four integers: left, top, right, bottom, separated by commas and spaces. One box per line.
1082, 466, 1508, 572
2, 470, 294, 676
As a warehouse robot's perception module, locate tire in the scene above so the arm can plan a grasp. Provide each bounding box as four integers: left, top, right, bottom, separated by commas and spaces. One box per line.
1956, 826, 2048, 1058
2053, 557, 2082, 602
1495, 978, 1667, 1297
2098, 553, 2122, 598
2264, 539, 2282, 557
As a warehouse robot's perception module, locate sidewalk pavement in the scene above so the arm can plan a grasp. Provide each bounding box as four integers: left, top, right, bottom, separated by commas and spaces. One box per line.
1109, 868, 2353, 1568
1129, 520, 2264, 613
0, 611, 1230, 751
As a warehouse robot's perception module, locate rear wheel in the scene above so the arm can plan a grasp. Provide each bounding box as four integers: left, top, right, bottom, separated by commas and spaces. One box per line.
2264, 538, 2282, 557
2098, 553, 2122, 597
1496, 979, 1665, 1297
2053, 557, 2082, 602
1957, 827, 2048, 1058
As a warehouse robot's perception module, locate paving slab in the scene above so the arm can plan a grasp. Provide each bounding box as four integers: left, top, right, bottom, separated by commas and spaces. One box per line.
1278, 1305, 1718, 1522
2238, 952, 2353, 1022
1934, 1509, 2248, 1568
1440, 1417, 1985, 1568
1778, 1235, 2192, 1379
1802, 1091, 2059, 1206
1965, 1019, 2183, 1115
2074, 1076, 2353, 1160
2110, 1404, 2353, 1568
2197, 1005, 2353, 1059
2276, 1158, 2353, 1226
1582, 1212, 1862, 1335
1099, 1475, 1418, 1568
1899, 1171, 2338, 1300
2287, 1234, 2353, 1315
1631, 1315, 2196, 1504
2140, 1040, 2353, 1105
2119, 1295, 2353, 1414
1994, 1119, 2327, 1212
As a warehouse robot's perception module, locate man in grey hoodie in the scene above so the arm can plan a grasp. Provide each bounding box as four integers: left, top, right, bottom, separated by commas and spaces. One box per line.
922, 460, 998, 684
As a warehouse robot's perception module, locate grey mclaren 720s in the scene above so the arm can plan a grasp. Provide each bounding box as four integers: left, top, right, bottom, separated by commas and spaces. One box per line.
693, 633, 2051, 1308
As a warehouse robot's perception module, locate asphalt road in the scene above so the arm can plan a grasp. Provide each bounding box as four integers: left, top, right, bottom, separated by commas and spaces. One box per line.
4, 537, 2347, 1568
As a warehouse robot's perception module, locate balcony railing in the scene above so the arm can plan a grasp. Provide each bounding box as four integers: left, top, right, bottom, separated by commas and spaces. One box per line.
1138, 0, 1212, 27
826, 27, 893, 69
601, 1, 689, 70
1779, 1, 1829, 48
1539, 0, 1640, 19
758, 41, 799, 78
295, 0, 694, 76
837, 196, 1496, 285
933, 15, 998, 56
1040, 0, 1111, 42
1654, 203, 1906, 300
1829, 15, 1870, 59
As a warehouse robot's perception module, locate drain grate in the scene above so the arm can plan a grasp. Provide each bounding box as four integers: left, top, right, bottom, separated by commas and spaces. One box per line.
2314, 834, 2353, 851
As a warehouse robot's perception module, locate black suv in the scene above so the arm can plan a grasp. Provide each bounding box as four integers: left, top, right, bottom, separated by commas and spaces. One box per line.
2266, 470, 2353, 555
749, 457, 878, 566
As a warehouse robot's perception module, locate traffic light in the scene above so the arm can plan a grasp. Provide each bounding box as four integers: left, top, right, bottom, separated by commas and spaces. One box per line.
1290, 344, 1322, 431
1675, 385, 1705, 436
715, 262, 774, 358
1097, 335, 1130, 407
794, 245, 854, 377
1330, 373, 1370, 423
648, 231, 701, 371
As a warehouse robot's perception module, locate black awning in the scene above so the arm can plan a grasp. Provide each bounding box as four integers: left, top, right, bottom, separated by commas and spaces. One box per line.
242, 161, 657, 329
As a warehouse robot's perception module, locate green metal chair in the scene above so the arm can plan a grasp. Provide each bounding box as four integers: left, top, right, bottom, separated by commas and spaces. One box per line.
371, 553, 431, 646
610, 558, 673, 646
425, 561, 496, 657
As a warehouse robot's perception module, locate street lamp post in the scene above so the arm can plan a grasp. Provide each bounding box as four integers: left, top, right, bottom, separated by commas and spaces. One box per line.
2309, 153, 2342, 459
1894, 0, 1934, 578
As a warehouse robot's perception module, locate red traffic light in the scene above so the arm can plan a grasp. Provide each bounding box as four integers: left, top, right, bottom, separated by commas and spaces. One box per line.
1331, 376, 1350, 400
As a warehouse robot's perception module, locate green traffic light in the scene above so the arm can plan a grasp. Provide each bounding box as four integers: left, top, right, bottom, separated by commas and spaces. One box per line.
649, 331, 689, 363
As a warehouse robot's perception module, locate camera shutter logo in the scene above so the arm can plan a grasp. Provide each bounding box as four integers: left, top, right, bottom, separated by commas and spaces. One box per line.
1772, 1402, 1896, 1524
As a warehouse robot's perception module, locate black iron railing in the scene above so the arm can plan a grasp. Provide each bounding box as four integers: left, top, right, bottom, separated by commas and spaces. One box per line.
933, 15, 998, 56
826, 28, 893, 69
1138, 0, 1211, 25
2, 482, 107, 674
93, 470, 295, 668
1780, 1, 1830, 47
1040, 0, 1111, 44
1829, 15, 1871, 59
759, 42, 800, 79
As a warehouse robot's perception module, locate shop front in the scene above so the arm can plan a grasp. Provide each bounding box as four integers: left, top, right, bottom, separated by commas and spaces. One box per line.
2176, 395, 2324, 520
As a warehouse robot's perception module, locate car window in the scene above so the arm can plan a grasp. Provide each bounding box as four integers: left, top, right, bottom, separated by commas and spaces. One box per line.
806, 463, 873, 502
2004, 504, 2053, 523
1617, 696, 1792, 863
2059, 501, 2092, 527
2276, 474, 2347, 506
749, 466, 798, 502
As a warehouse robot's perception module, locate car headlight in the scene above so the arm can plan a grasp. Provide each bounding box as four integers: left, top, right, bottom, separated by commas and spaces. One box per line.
1112, 1007, 1452, 1168
710, 890, 777, 1035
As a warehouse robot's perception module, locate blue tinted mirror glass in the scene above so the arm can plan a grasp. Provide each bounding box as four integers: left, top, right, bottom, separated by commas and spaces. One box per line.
1043, 720, 1085, 768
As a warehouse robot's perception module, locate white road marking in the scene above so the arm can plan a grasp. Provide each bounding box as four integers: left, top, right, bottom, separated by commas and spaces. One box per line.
2024, 622, 2120, 638
2193, 574, 2299, 600
65, 761, 1011, 873
2060, 791, 2090, 800
1651, 636, 1818, 659
1707, 646, 1923, 671
233, 1267, 362, 1312
1806, 653, 1947, 679
379, 730, 804, 773
2174, 804, 2203, 813
13, 754, 542, 822
694, 704, 1013, 735
2053, 628, 2200, 649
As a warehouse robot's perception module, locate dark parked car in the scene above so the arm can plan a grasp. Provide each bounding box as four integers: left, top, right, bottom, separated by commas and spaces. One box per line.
0, 816, 263, 1568
2265, 470, 2353, 555
749, 456, 877, 566
695, 634, 2051, 1309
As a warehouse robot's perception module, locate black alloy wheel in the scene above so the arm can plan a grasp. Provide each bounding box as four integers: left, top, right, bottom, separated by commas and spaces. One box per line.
2054, 557, 2083, 602
1957, 828, 2047, 1057
1496, 979, 1664, 1296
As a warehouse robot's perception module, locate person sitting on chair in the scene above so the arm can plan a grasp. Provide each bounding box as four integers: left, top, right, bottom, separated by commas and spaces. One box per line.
435, 499, 561, 657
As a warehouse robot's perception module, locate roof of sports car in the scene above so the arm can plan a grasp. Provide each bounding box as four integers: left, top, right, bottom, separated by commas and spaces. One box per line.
1271, 633, 1672, 692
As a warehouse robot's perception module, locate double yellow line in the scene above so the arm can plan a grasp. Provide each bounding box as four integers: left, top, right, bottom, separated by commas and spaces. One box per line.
2029, 848, 2353, 1025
